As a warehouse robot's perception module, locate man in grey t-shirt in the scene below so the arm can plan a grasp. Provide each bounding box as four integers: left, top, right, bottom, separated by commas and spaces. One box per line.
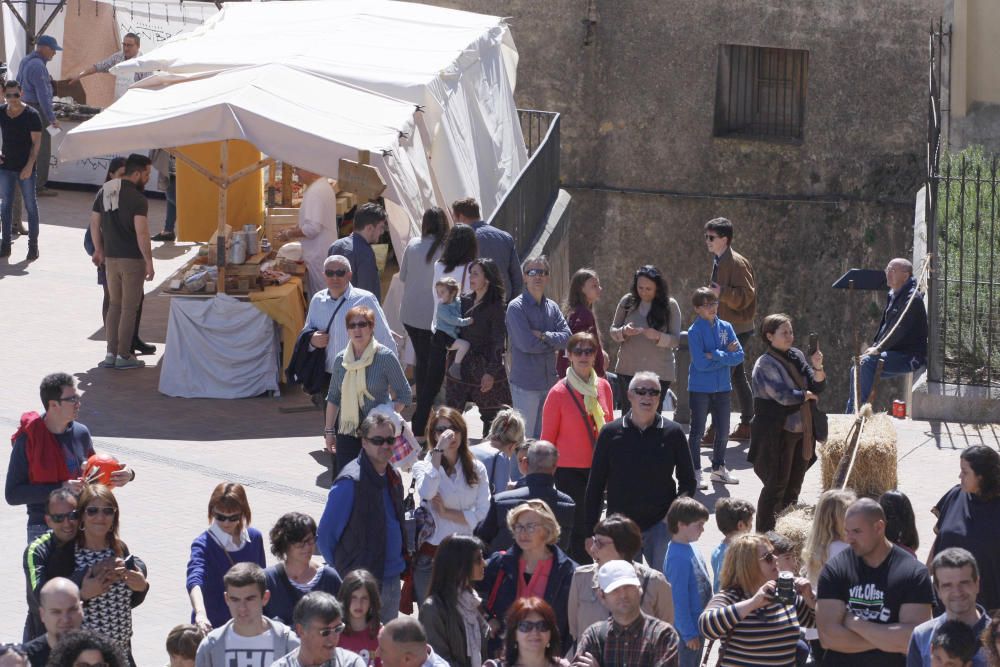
272, 593, 365, 667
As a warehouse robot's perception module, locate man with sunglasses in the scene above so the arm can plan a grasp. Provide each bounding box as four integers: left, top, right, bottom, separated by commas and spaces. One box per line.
273, 593, 366, 667
584, 371, 697, 572
68, 33, 150, 100
506, 255, 572, 438
21, 489, 79, 641
6, 373, 133, 544
0, 79, 42, 259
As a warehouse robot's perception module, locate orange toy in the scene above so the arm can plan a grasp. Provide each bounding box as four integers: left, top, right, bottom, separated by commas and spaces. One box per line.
84, 453, 121, 486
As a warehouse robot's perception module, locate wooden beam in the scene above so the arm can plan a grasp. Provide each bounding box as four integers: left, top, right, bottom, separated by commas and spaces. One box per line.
223, 157, 273, 187
281, 163, 293, 206
217, 140, 229, 293
167, 148, 225, 187
36, 0, 67, 39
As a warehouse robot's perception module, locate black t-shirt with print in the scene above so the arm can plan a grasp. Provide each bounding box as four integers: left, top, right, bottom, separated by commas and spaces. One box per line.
817, 544, 933, 667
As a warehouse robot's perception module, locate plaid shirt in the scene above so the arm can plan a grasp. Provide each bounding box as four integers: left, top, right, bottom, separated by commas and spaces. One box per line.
577, 612, 679, 667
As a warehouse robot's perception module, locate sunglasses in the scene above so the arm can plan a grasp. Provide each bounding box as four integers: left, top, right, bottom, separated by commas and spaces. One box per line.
525, 268, 548, 277
47, 510, 79, 523
570, 347, 596, 356
317, 623, 346, 637
56, 394, 82, 404
214, 512, 242, 523
517, 620, 550, 633
364, 436, 395, 447
347, 321, 371, 330
84, 506, 116, 517
325, 269, 348, 277
705, 234, 719, 241
433, 425, 453, 434
760, 551, 776, 564
632, 387, 661, 397
4, 92, 20, 99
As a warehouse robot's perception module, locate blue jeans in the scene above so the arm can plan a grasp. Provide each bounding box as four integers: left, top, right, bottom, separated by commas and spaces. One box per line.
845, 351, 925, 413
164, 173, 177, 233
678, 638, 703, 667
689, 391, 731, 470
412, 548, 434, 605
641, 520, 669, 571
380, 574, 401, 624
511, 384, 547, 438
0, 168, 39, 244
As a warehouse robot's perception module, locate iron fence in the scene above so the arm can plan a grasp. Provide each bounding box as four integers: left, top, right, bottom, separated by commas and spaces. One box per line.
488, 110, 561, 256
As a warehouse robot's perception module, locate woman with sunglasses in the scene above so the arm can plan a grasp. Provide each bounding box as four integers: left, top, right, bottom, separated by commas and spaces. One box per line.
411, 407, 491, 603
540, 332, 613, 564
186, 482, 265, 634
557, 268, 607, 380
484, 597, 569, 667
72, 484, 148, 664
567, 514, 673, 644
418, 534, 489, 667
264, 512, 343, 626
609, 264, 681, 412
325, 305, 411, 471
699, 534, 815, 667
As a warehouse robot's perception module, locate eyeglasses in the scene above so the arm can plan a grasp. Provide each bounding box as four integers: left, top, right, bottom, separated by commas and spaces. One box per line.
325, 269, 348, 278
759, 551, 776, 564
4, 92, 21, 99
697, 301, 720, 309
525, 268, 548, 277
213, 512, 242, 523
295, 535, 317, 546
433, 424, 453, 434
84, 506, 116, 517
587, 536, 614, 550
512, 523, 540, 534
317, 623, 346, 637
631, 387, 661, 397
570, 347, 596, 356
47, 510, 79, 523
517, 620, 551, 633
56, 394, 82, 405
347, 321, 371, 330
705, 234, 719, 241
364, 436, 395, 447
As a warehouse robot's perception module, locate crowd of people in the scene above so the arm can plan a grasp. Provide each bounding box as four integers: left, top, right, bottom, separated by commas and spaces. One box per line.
7, 191, 976, 667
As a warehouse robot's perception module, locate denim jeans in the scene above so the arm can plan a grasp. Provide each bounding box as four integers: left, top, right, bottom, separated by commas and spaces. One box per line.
688, 391, 731, 471
511, 384, 547, 438
732, 331, 754, 424
845, 351, 925, 413
412, 548, 435, 605
678, 638, 703, 667
0, 168, 38, 244
380, 575, 401, 624
641, 519, 669, 571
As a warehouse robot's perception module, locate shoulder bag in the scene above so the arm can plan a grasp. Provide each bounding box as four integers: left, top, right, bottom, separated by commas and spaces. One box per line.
564, 379, 597, 449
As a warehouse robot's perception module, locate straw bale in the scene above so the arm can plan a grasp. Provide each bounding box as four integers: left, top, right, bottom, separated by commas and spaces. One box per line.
774, 505, 814, 559
819, 412, 898, 497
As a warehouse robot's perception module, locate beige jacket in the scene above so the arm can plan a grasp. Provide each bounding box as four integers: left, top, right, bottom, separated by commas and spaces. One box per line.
567, 561, 674, 642
714, 247, 756, 334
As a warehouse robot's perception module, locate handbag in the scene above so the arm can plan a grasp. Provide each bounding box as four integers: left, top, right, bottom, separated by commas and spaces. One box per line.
403, 478, 436, 554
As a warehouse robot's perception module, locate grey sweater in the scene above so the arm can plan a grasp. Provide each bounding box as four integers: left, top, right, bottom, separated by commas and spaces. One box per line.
194, 617, 299, 667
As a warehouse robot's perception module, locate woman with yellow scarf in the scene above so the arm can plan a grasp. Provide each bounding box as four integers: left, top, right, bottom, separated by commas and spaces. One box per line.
540, 332, 614, 564
324, 305, 412, 470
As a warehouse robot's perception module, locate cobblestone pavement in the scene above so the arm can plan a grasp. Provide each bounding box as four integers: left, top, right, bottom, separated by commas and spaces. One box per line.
1, 189, 998, 664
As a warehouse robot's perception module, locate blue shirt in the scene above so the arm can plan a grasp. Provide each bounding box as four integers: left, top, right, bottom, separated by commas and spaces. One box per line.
711, 542, 727, 593
664, 540, 712, 642
435, 300, 472, 339
469, 221, 522, 298
317, 476, 406, 578
906, 609, 989, 667
15, 52, 54, 122
328, 233, 381, 302
303, 285, 397, 372
470, 443, 515, 493
505, 290, 571, 390
687, 316, 744, 393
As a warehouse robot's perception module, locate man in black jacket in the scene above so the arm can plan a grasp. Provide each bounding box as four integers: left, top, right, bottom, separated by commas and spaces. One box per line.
476, 440, 575, 554
584, 371, 697, 571
846, 258, 927, 413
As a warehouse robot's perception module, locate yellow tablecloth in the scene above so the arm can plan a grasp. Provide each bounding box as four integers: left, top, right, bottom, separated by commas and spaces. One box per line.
249, 277, 307, 371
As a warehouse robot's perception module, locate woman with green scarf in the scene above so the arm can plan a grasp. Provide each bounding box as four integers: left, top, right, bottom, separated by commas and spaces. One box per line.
540, 332, 614, 564
325, 305, 412, 471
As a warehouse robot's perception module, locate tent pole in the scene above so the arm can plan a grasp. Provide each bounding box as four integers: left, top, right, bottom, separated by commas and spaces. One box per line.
218, 140, 229, 294
281, 163, 292, 206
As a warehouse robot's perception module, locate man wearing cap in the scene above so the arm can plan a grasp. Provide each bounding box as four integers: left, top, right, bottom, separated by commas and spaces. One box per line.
574, 560, 679, 667
15, 35, 62, 196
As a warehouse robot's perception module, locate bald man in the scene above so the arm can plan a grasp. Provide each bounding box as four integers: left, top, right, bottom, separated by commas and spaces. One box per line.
846, 258, 928, 413
20, 577, 83, 666
377, 617, 449, 667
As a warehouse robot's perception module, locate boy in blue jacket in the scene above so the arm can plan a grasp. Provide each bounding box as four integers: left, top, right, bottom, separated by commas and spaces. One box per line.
687, 287, 744, 487
664, 497, 712, 667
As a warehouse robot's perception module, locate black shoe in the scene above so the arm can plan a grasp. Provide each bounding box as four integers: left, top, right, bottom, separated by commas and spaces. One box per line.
35, 187, 58, 197
26, 244, 38, 261
132, 339, 157, 355
151, 231, 175, 242
0, 243, 10, 258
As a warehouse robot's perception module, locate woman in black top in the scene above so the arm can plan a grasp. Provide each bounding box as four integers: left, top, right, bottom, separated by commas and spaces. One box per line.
263, 512, 342, 625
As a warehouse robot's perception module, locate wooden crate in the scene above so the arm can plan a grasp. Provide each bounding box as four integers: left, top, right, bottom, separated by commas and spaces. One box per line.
265, 206, 299, 250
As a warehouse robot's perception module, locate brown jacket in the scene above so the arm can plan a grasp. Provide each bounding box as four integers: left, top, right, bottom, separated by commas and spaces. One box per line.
715, 247, 756, 334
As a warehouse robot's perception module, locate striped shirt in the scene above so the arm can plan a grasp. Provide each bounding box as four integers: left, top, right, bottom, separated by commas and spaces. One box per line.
699, 588, 814, 667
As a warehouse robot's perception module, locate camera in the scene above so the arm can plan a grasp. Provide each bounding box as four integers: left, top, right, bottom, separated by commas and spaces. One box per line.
775, 571, 795, 605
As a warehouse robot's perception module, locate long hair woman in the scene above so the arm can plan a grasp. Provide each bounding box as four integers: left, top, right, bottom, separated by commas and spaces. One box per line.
338, 569, 383, 666
487, 597, 570, 667
557, 269, 606, 379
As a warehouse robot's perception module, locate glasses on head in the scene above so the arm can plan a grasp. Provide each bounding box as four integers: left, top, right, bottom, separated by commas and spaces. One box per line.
325, 269, 348, 278
317, 623, 346, 637
516, 620, 550, 633
525, 268, 548, 277
636, 265, 661, 278
4, 92, 20, 99
47, 510, 79, 523
512, 522, 540, 534
84, 506, 116, 517
570, 347, 596, 356
759, 551, 776, 564
347, 321, 371, 330
213, 512, 241, 523
631, 387, 661, 397
364, 435, 395, 447
55, 394, 82, 405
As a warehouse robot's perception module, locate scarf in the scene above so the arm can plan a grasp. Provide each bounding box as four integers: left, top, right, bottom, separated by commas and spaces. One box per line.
765, 347, 815, 461
208, 521, 249, 552
338, 338, 377, 435
517, 552, 553, 601
456, 589, 487, 667
12, 412, 72, 484
102, 178, 123, 212
565, 366, 605, 433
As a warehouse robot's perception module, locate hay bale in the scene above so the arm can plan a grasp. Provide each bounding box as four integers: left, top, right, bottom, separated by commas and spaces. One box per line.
774, 505, 814, 559
820, 411, 898, 497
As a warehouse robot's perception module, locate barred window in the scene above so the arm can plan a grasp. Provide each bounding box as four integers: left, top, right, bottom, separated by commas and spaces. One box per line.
714, 45, 809, 142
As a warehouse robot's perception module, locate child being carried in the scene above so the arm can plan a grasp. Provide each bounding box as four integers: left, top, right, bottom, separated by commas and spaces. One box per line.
435, 277, 473, 380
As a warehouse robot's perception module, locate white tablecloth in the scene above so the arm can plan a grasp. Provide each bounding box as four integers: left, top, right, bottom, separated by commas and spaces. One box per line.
159, 294, 280, 398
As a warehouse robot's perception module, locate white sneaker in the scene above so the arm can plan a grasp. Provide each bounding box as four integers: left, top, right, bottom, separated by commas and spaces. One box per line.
696, 472, 708, 490
98, 353, 116, 368
711, 466, 739, 485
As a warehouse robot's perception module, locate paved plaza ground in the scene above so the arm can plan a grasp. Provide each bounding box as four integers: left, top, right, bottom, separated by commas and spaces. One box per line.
1, 188, 998, 663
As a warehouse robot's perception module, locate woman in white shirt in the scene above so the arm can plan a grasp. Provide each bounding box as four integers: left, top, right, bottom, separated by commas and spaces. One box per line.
411, 406, 491, 604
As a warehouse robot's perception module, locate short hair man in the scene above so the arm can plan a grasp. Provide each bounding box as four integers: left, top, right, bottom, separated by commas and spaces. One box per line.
21, 489, 81, 640
929, 620, 979, 667
573, 560, 680, 667
14, 35, 61, 193
19, 578, 83, 666
452, 196, 522, 299
816, 498, 933, 666
317, 413, 407, 625
585, 371, 696, 572
0, 79, 42, 259
846, 257, 928, 412
89, 153, 156, 370
68, 32, 151, 97
906, 548, 988, 667
195, 563, 298, 667
5, 373, 133, 543
327, 202, 387, 302
377, 617, 449, 667
505, 255, 571, 437
476, 440, 575, 554
272, 592, 365, 667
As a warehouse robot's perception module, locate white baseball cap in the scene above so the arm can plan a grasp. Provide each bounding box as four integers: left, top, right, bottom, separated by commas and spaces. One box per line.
598, 560, 641, 594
